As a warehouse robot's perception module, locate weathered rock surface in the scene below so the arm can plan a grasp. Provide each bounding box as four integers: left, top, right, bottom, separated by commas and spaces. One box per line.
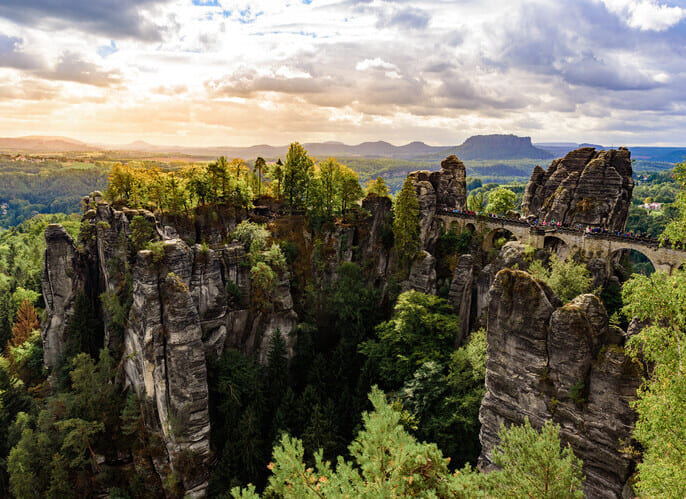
41, 197, 298, 497
409, 156, 467, 250
448, 254, 474, 344
522, 147, 634, 231
404, 250, 437, 295
430, 155, 467, 211
41, 224, 78, 369
123, 241, 211, 497
479, 269, 642, 498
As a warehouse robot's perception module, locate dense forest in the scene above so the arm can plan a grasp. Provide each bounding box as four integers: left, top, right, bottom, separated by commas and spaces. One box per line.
0, 144, 684, 497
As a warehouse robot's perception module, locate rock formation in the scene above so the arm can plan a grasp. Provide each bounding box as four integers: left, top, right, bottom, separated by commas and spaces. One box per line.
430, 155, 467, 211
42, 224, 78, 369
41, 194, 298, 497
522, 147, 634, 231
408, 155, 467, 250
479, 269, 642, 498
448, 254, 474, 344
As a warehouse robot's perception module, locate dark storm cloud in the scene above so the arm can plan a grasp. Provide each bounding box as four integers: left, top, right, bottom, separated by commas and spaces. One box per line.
0, 0, 173, 40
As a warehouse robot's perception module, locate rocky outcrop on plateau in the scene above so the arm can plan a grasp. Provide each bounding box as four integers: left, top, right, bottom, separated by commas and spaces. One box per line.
522, 147, 634, 231
479, 269, 642, 498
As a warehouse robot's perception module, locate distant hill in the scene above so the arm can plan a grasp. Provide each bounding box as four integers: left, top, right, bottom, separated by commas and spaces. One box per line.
437, 134, 553, 161
0, 136, 99, 153
3, 134, 684, 165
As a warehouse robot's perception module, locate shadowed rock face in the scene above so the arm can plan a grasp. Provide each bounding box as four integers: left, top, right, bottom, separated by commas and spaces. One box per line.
41, 224, 78, 369
479, 269, 642, 498
522, 147, 634, 230
41, 196, 298, 497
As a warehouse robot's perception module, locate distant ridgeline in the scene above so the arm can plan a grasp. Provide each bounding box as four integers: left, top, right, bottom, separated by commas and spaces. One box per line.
0, 134, 684, 227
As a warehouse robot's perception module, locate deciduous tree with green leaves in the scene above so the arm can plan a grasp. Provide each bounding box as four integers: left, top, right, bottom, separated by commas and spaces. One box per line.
485, 187, 517, 215
622, 270, 686, 497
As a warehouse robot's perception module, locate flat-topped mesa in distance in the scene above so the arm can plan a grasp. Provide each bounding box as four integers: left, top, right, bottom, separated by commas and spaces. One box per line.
521, 147, 634, 231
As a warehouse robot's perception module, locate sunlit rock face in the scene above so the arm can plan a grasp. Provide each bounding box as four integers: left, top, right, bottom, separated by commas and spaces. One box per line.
522, 147, 634, 231
479, 269, 642, 498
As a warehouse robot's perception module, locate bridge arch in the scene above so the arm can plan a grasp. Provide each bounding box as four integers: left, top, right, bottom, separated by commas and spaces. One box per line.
544, 235, 569, 258
609, 247, 656, 276
483, 227, 517, 252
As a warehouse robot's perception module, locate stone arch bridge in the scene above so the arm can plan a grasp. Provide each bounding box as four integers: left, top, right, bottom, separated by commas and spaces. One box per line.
437, 211, 686, 274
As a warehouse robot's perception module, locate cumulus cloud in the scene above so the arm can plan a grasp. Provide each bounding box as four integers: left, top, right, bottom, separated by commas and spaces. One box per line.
2, 0, 686, 145
600, 0, 686, 31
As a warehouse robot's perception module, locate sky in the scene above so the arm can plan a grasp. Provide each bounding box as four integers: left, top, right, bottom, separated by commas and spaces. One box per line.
1, 0, 686, 147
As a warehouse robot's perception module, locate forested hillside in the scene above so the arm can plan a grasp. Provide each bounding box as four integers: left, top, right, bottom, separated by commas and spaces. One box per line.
0, 144, 684, 497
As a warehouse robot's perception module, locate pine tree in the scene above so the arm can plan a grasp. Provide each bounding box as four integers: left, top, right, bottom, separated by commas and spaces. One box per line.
46, 453, 71, 499
392, 176, 421, 267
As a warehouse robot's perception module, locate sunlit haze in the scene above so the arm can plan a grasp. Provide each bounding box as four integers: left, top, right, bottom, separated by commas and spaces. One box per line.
2, 0, 686, 146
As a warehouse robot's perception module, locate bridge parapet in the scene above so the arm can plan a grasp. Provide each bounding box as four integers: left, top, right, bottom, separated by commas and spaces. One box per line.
436, 210, 686, 274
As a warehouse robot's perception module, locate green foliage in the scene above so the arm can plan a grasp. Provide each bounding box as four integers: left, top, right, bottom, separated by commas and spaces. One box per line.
467, 191, 484, 212
225, 279, 243, 303
392, 177, 421, 267
232, 388, 584, 499
128, 215, 156, 255
622, 270, 686, 497
438, 228, 472, 256
399, 329, 486, 468
485, 186, 517, 215
660, 162, 686, 246
364, 176, 390, 198
7, 349, 125, 498
250, 262, 277, 297
529, 256, 593, 303
490, 418, 585, 498
284, 142, 315, 211
0, 161, 108, 227
233, 221, 270, 252
360, 290, 460, 389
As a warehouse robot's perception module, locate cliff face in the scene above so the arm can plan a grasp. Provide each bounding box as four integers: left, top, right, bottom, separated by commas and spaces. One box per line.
409, 155, 467, 251
479, 269, 642, 498
522, 147, 634, 230
42, 224, 79, 369
41, 196, 297, 497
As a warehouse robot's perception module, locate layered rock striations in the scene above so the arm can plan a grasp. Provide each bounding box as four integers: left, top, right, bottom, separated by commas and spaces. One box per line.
479, 269, 642, 498
522, 147, 634, 230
